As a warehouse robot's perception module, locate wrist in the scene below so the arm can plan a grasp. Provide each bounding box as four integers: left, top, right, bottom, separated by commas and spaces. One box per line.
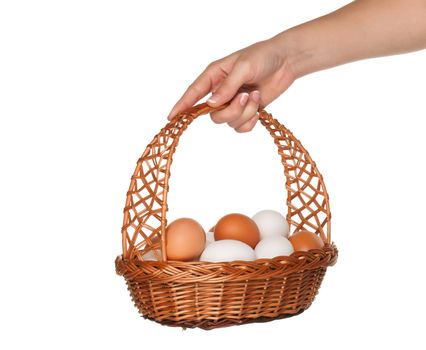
272, 25, 327, 80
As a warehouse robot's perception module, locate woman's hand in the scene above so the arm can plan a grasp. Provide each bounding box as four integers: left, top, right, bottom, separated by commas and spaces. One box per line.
168, 0, 426, 132
167, 36, 297, 133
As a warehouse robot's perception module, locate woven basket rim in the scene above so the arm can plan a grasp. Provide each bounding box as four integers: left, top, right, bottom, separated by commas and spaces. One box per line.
116, 242, 337, 283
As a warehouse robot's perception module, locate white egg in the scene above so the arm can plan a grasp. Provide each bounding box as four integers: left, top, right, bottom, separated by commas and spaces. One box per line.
255, 236, 294, 259
205, 231, 215, 247
252, 209, 290, 239
200, 239, 256, 262
141, 249, 162, 261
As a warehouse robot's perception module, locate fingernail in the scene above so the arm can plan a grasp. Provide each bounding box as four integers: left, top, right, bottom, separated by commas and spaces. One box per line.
239, 92, 249, 106
207, 94, 218, 104
251, 90, 260, 103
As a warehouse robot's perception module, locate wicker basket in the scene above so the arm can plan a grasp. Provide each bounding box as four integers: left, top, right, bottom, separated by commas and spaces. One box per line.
115, 102, 338, 330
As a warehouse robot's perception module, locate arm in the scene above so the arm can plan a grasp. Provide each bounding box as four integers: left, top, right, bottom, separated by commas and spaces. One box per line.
168, 0, 426, 132
283, 0, 426, 78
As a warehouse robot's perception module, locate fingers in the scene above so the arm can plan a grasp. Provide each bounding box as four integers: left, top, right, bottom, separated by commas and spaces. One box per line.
210, 91, 250, 124
207, 60, 253, 107
167, 76, 211, 120
234, 90, 260, 133
235, 111, 260, 133
167, 55, 253, 120
167, 64, 222, 120
210, 90, 260, 133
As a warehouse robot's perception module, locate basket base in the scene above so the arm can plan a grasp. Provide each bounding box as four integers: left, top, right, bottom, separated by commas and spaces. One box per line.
142, 308, 307, 330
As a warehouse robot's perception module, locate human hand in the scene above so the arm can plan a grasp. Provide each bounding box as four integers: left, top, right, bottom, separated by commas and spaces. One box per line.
168, 0, 426, 133
167, 36, 297, 132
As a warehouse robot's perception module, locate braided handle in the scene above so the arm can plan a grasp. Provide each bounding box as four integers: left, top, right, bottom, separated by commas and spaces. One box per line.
121, 103, 331, 262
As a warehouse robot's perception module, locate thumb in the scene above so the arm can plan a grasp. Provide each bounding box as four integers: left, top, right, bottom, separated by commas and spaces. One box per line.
207, 61, 252, 106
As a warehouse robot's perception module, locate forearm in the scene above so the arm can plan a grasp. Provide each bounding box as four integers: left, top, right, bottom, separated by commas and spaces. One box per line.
276, 0, 426, 78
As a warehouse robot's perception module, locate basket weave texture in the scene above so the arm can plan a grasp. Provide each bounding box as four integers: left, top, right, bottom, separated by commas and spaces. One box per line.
115, 103, 338, 330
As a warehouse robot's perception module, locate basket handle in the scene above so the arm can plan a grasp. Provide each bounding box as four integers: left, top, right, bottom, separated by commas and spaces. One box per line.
121, 102, 332, 262
174, 102, 229, 118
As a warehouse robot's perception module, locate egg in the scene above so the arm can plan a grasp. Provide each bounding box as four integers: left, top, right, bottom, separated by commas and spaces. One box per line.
200, 239, 256, 262
252, 209, 290, 239
214, 213, 260, 248
254, 236, 294, 259
289, 230, 324, 252
141, 249, 162, 261
205, 231, 215, 247
165, 218, 206, 261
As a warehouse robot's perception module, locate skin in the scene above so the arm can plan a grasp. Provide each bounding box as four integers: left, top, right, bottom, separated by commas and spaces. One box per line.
167, 0, 426, 132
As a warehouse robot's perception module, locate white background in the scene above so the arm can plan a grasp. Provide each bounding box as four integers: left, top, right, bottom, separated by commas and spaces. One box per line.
1, 0, 425, 349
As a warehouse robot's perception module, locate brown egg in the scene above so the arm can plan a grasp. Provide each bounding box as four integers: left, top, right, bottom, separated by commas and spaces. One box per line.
209, 225, 216, 232
214, 213, 260, 248
165, 218, 206, 261
289, 230, 324, 252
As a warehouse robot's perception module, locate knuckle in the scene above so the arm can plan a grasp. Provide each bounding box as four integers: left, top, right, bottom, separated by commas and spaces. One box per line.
210, 113, 225, 124
188, 83, 202, 96
206, 59, 221, 71
227, 119, 239, 128
235, 119, 255, 133
206, 61, 216, 70
235, 125, 249, 133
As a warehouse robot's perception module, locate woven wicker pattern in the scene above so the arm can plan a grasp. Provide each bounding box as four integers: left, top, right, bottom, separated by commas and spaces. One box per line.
116, 103, 338, 330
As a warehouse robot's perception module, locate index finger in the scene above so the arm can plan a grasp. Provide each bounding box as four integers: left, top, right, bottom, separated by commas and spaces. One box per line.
167, 65, 220, 120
